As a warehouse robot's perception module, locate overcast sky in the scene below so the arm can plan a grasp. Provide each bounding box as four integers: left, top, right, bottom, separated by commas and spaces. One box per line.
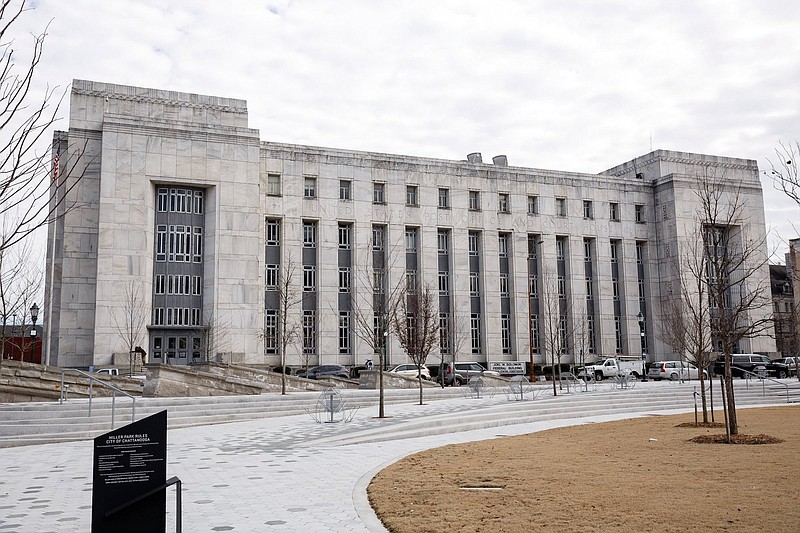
15, 0, 800, 259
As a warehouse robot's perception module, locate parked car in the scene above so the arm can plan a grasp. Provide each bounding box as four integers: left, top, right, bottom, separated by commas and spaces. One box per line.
772, 357, 798, 377
387, 364, 431, 380
647, 360, 706, 381
94, 368, 119, 376
300, 364, 350, 380
439, 362, 500, 386
712, 354, 790, 379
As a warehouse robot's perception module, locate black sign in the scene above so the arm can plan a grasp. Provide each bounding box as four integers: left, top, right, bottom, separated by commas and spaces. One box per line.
92, 410, 167, 533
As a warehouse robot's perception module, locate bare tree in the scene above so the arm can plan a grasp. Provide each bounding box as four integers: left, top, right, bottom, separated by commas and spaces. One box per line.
539, 265, 565, 396
392, 283, 439, 405
658, 226, 716, 422
0, 2, 86, 254
110, 281, 148, 374
267, 254, 302, 395
0, 235, 40, 362
768, 140, 800, 209
351, 229, 405, 418
439, 308, 469, 387
197, 309, 231, 364
695, 174, 773, 436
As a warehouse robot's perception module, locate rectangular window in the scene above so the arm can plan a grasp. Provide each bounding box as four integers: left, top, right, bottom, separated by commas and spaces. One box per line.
583, 200, 593, 219
405, 228, 417, 252
193, 190, 204, 214
338, 223, 351, 249
304, 177, 317, 198
267, 174, 281, 196
468, 232, 479, 256
584, 239, 592, 261
153, 307, 164, 326
556, 238, 565, 260
192, 276, 201, 296
373, 268, 384, 294
470, 272, 480, 296
610, 241, 619, 263
157, 188, 168, 212
639, 279, 646, 301
555, 198, 567, 217
156, 225, 167, 262
558, 276, 566, 298
439, 313, 450, 354
438, 188, 449, 208
560, 315, 569, 354
586, 277, 593, 299
498, 235, 509, 258
501, 314, 511, 354
527, 235, 539, 259
439, 271, 449, 296
373, 182, 386, 204
498, 193, 510, 213
529, 274, 538, 297
266, 264, 279, 290
339, 267, 351, 293
406, 185, 418, 206
528, 195, 539, 215
303, 265, 316, 292
531, 315, 540, 353
437, 230, 448, 255
372, 226, 385, 251
500, 274, 510, 297
303, 311, 316, 354
406, 270, 417, 293
470, 313, 482, 354
303, 221, 317, 248
636, 241, 644, 264
192, 227, 202, 263
613, 279, 620, 301
635, 204, 644, 223
264, 310, 277, 354
339, 311, 351, 354
153, 336, 163, 359
266, 219, 280, 246
615, 316, 623, 353
469, 190, 481, 211
339, 179, 351, 201
155, 274, 165, 295
610, 202, 619, 221
587, 315, 596, 354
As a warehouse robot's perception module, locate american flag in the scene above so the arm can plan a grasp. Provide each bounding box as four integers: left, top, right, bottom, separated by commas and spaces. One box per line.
52, 145, 59, 183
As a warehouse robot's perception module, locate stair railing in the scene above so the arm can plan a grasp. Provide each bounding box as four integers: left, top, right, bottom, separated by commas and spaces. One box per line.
59, 369, 137, 427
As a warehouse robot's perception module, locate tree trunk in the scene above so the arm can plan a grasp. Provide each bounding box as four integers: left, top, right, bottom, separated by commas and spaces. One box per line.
418, 367, 423, 405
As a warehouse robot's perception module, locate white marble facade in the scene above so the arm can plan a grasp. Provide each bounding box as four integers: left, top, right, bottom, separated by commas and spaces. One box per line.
44, 80, 776, 369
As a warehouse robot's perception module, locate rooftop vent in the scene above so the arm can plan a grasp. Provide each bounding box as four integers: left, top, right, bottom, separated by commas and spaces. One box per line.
467, 152, 483, 164
492, 155, 508, 166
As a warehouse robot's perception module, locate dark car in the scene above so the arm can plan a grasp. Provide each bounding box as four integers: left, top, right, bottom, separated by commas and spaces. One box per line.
712, 354, 790, 379
303, 364, 350, 380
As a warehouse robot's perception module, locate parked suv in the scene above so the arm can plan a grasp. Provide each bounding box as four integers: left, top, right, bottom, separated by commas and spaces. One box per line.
773, 357, 798, 377
712, 354, 790, 379
647, 360, 705, 381
300, 364, 350, 380
439, 362, 500, 386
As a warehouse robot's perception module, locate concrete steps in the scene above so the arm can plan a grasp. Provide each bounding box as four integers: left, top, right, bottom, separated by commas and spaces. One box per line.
0, 380, 794, 448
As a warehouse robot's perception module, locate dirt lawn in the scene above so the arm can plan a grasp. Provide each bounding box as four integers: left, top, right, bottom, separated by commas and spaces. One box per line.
368, 406, 800, 532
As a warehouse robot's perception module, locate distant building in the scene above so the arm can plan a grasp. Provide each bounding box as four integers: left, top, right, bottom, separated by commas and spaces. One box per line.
43, 80, 776, 369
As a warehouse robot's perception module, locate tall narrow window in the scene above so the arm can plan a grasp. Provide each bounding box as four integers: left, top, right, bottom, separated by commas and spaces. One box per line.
264, 310, 277, 354
266, 219, 280, 246
609, 202, 619, 221
373, 182, 386, 203
338, 267, 351, 293
406, 270, 418, 293
555, 198, 567, 217
405, 228, 417, 252
439, 271, 449, 296
583, 200, 593, 219
498, 193, 510, 213
438, 188, 449, 208
635, 204, 644, 222
304, 177, 317, 198
267, 174, 281, 196
468, 232, 479, 256
500, 274, 510, 297
439, 313, 450, 354
530, 315, 540, 353
527, 195, 539, 215
470, 272, 480, 296
372, 226, 385, 251
498, 234, 509, 258
339, 179, 352, 200
556, 238, 565, 260
338, 223, 351, 249
437, 230, 448, 254
469, 190, 481, 211
529, 274, 538, 297
501, 314, 511, 354
265, 264, 279, 290
303, 266, 316, 292
470, 313, 482, 354
406, 185, 418, 206
339, 312, 351, 354
303, 221, 317, 248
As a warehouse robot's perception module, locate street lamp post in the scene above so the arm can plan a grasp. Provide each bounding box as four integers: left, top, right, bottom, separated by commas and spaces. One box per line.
29, 303, 39, 364
637, 311, 646, 381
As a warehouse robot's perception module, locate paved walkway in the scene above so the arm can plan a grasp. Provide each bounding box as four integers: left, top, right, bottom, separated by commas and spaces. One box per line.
0, 382, 771, 532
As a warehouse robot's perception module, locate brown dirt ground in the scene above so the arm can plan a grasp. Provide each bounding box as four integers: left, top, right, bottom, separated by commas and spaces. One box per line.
368, 406, 800, 532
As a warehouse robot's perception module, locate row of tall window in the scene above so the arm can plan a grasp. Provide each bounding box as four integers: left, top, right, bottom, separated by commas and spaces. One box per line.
157, 188, 204, 215
152, 307, 202, 327
154, 274, 202, 296
155, 225, 202, 263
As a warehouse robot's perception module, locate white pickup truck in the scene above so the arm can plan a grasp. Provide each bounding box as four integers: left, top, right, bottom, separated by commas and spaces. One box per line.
580, 358, 643, 381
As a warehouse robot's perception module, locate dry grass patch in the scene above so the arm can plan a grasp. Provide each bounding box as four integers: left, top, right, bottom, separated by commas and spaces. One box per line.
368, 406, 800, 533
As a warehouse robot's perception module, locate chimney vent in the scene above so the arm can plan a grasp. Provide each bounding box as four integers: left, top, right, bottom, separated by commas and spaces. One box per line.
467, 152, 483, 164
492, 155, 508, 166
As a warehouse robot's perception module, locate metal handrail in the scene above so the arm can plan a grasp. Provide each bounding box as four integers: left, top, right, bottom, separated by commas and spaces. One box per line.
738, 368, 790, 402
105, 476, 182, 533
59, 369, 136, 427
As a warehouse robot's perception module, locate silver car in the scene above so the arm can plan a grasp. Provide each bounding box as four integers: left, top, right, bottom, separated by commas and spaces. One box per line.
387, 364, 431, 380
648, 360, 705, 381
